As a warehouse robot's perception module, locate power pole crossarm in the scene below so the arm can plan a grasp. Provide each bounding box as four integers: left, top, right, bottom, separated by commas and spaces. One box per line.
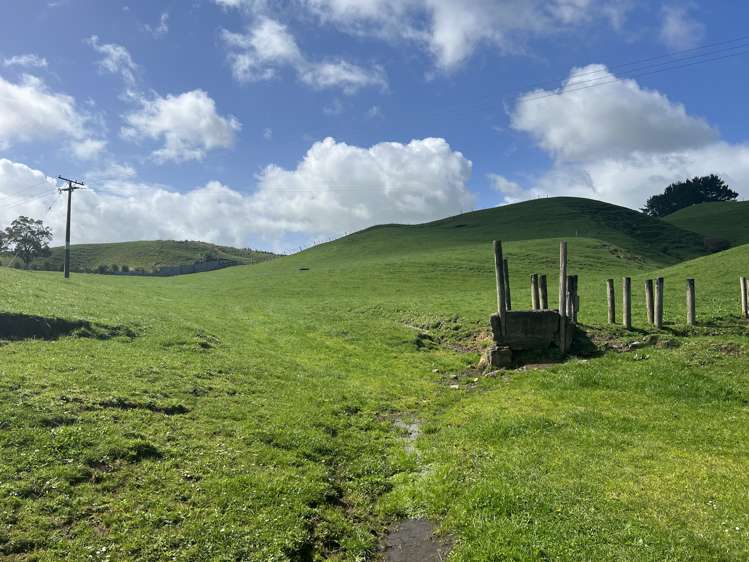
58, 176, 85, 279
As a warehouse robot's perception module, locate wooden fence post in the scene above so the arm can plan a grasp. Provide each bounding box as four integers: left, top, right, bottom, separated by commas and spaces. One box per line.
493, 241, 507, 335
573, 275, 580, 322
566, 275, 578, 323
741, 277, 748, 319
540, 274, 549, 310
531, 274, 540, 310
607, 279, 615, 324
686, 278, 696, 326
655, 277, 664, 329
503, 258, 512, 311
645, 279, 654, 325
559, 241, 568, 352
623, 277, 632, 330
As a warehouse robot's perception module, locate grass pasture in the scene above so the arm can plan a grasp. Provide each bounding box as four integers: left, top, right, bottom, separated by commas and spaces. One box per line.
1, 240, 277, 273
665, 201, 749, 247
0, 198, 747, 560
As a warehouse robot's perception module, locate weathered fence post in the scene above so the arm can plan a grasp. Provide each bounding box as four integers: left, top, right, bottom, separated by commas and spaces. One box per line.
686, 278, 696, 326
655, 277, 664, 329
531, 274, 540, 310
559, 241, 568, 352
567, 275, 578, 323
645, 279, 654, 325
540, 274, 549, 310
493, 241, 507, 335
607, 279, 615, 324
573, 275, 580, 322
623, 277, 632, 329
741, 277, 748, 319
503, 258, 512, 311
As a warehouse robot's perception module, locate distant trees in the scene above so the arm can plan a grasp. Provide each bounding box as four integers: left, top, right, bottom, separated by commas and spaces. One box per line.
643, 175, 738, 217
0, 216, 53, 266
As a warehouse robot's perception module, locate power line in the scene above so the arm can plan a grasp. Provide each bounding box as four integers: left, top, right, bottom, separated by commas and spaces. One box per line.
520, 47, 749, 102
521, 33, 749, 92
1, 190, 59, 211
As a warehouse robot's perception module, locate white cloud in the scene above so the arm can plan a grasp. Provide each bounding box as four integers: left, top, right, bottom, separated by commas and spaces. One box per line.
1, 138, 473, 250
213, 0, 267, 10
302, 0, 632, 71
87, 35, 137, 86
487, 173, 523, 198
263, 127, 273, 140
660, 5, 705, 51
0, 74, 89, 149
71, 138, 107, 161
251, 137, 473, 236
2, 54, 48, 68
221, 17, 386, 93
122, 90, 241, 163
500, 65, 748, 209
145, 13, 170, 38
511, 64, 717, 161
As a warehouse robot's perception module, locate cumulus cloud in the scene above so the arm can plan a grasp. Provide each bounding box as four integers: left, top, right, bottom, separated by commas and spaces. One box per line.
87, 35, 138, 86
0, 74, 90, 149
1, 138, 473, 249
2, 54, 48, 68
660, 4, 705, 51
144, 12, 169, 38
302, 0, 632, 71
122, 90, 241, 163
487, 173, 523, 198
499, 64, 748, 209
251, 137, 473, 236
220, 17, 386, 93
71, 138, 108, 161
512, 64, 718, 161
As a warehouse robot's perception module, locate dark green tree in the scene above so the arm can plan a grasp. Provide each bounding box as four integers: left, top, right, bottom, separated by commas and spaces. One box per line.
1, 216, 53, 266
643, 175, 738, 217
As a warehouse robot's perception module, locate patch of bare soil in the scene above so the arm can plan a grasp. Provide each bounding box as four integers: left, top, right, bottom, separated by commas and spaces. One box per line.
383, 519, 452, 562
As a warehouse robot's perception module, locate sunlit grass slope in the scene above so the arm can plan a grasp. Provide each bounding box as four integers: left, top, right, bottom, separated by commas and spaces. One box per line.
664, 201, 749, 246
302, 197, 706, 267
0, 203, 746, 559
1, 239, 276, 271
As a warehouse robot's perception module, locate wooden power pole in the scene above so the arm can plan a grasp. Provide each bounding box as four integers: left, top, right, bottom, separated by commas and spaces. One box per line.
58, 176, 85, 279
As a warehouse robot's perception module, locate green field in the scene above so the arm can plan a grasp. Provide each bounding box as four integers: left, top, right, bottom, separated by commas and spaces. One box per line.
1, 197, 747, 560
665, 201, 749, 247
1, 240, 277, 273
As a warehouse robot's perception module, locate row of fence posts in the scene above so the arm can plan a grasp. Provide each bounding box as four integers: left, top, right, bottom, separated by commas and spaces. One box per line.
607, 276, 749, 329
609, 277, 686, 329
503, 258, 749, 328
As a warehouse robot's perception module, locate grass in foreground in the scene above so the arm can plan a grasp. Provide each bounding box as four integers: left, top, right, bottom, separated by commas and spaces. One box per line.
0, 233, 747, 560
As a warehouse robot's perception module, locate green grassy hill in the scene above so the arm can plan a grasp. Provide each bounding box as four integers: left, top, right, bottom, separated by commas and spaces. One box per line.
1, 240, 277, 272
0, 198, 747, 560
303, 197, 706, 267
664, 200, 749, 247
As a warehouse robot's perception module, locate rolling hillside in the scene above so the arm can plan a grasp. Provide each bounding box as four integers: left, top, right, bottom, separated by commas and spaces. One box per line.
1, 240, 277, 273
299, 197, 707, 267
1, 197, 747, 560
664, 200, 749, 247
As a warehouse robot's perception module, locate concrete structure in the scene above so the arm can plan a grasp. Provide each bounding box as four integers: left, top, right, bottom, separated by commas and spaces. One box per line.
484, 240, 575, 369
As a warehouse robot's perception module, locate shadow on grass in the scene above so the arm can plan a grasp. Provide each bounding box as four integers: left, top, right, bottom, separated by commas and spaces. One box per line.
0, 312, 136, 341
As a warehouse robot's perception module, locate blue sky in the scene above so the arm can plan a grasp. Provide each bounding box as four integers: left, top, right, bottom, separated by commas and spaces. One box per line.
1, 0, 747, 251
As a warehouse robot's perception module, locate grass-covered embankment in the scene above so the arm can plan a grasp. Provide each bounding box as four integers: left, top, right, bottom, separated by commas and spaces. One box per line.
0, 197, 746, 560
